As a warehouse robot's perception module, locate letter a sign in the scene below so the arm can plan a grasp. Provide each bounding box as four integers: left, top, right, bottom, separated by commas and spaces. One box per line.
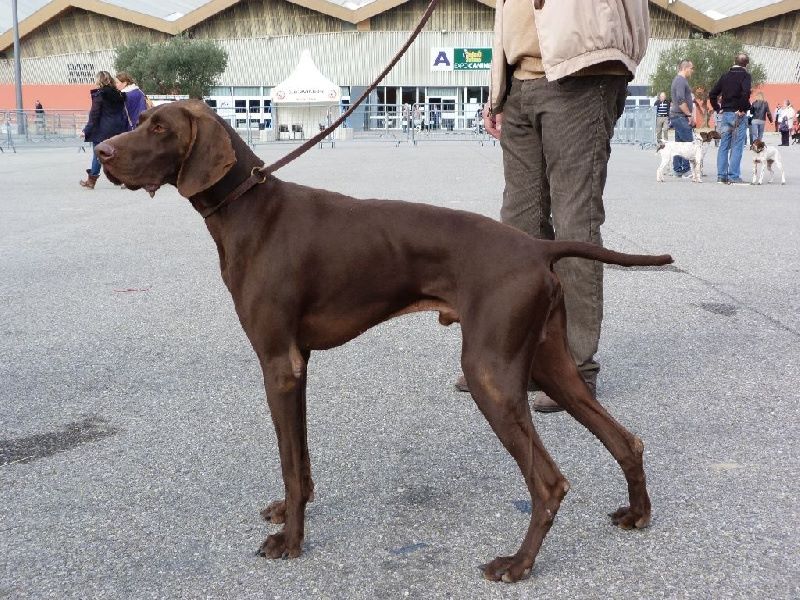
431, 48, 454, 71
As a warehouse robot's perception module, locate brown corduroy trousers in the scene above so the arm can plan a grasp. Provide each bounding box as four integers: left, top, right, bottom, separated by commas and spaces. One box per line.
499, 75, 628, 385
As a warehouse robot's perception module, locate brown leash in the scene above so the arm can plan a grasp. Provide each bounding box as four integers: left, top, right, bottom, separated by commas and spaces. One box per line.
201, 0, 442, 219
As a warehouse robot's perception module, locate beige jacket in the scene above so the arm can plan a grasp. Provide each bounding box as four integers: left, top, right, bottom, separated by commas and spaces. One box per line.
490, 0, 650, 113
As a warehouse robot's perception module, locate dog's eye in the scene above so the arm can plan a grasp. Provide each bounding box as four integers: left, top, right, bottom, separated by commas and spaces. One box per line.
151, 123, 166, 134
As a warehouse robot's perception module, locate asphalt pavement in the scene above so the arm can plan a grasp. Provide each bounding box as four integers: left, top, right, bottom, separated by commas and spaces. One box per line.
1, 134, 798, 599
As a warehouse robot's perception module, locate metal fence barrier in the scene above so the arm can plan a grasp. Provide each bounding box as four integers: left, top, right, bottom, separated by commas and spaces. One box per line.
208, 102, 495, 147
612, 106, 658, 149
1, 110, 90, 152
1, 102, 498, 152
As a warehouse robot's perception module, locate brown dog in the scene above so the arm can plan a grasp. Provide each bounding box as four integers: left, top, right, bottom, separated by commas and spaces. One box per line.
97, 100, 670, 583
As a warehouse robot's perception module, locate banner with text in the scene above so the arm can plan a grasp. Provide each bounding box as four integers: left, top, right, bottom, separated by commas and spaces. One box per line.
430, 48, 492, 71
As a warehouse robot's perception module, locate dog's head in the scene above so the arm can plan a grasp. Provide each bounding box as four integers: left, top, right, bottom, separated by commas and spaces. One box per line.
96, 100, 236, 198
750, 140, 767, 154
698, 131, 721, 144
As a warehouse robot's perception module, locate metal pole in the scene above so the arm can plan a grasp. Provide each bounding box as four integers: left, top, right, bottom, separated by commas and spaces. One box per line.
12, 0, 25, 135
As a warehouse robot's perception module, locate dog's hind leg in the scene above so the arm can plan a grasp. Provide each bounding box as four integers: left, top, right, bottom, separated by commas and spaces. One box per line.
461, 282, 569, 583
531, 301, 651, 530
257, 344, 315, 559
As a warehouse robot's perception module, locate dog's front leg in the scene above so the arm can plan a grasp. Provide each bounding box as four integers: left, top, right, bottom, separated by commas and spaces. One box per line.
257, 345, 314, 559
752, 161, 759, 185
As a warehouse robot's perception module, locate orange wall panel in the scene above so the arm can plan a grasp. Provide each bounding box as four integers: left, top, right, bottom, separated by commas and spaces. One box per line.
0, 84, 94, 111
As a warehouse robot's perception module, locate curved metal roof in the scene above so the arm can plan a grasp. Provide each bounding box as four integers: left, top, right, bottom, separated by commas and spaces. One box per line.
2, 1, 799, 50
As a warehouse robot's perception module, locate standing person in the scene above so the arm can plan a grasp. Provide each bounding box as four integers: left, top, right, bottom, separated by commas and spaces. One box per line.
653, 92, 669, 142
749, 92, 772, 143
80, 71, 128, 189
709, 53, 752, 184
401, 103, 410, 132
115, 71, 148, 131
693, 86, 711, 129
775, 102, 782, 133
412, 103, 422, 130
777, 100, 795, 146
34, 100, 45, 134
669, 59, 695, 177
453, 0, 649, 412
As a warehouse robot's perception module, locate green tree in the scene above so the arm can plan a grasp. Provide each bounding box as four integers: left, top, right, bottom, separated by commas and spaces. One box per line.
650, 34, 766, 128
114, 37, 228, 99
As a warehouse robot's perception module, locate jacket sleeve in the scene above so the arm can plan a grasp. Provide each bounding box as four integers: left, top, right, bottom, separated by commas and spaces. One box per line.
709, 79, 722, 112
739, 74, 752, 112
767, 104, 773, 123
83, 93, 101, 136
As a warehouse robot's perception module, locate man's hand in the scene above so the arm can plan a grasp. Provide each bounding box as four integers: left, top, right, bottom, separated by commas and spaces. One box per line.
483, 104, 502, 139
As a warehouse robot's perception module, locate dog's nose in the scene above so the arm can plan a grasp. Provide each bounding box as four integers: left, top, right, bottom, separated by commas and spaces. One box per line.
95, 141, 115, 162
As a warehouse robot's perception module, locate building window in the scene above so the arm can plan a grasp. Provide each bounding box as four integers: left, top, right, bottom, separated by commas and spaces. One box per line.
66, 63, 95, 84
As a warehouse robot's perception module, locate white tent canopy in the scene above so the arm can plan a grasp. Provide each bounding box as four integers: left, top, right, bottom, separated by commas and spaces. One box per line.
270, 50, 344, 140
271, 50, 341, 104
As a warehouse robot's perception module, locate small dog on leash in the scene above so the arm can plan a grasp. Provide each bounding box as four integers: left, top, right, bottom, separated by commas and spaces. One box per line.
750, 140, 786, 185
656, 130, 721, 183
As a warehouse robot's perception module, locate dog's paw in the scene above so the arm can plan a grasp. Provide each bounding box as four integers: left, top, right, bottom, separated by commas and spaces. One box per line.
257, 531, 302, 559
480, 554, 534, 583
260, 499, 286, 524
609, 506, 651, 529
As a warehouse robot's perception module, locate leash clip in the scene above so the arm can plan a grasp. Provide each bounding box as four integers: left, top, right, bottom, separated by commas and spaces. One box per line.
251, 166, 268, 184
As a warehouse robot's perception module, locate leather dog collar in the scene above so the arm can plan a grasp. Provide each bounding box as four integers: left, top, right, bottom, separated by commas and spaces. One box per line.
201, 166, 268, 219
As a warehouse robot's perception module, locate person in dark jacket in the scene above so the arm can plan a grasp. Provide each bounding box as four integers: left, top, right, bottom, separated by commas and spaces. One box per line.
749, 92, 772, 143
80, 71, 128, 189
115, 71, 148, 130
709, 53, 752, 184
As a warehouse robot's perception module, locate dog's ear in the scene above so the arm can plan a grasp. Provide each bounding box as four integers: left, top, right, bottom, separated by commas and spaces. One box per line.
177, 102, 236, 198
700, 131, 710, 142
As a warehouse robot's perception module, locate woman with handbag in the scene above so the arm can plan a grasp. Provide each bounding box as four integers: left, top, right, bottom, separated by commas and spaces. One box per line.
80, 71, 128, 189
777, 100, 795, 146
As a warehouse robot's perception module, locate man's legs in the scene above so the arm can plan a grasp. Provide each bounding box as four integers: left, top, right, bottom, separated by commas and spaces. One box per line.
656, 116, 668, 142
717, 112, 733, 180
501, 75, 626, 397
671, 115, 693, 173
729, 116, 748, 180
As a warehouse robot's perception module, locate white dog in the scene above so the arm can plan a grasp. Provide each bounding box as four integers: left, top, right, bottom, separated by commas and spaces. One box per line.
656, 130, 721, 183
750, 140, 786, 185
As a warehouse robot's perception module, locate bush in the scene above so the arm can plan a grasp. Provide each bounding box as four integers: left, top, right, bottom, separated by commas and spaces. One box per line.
114, 37, 228, 99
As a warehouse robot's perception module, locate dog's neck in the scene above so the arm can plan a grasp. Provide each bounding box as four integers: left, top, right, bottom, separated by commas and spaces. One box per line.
188, 118, 265, 217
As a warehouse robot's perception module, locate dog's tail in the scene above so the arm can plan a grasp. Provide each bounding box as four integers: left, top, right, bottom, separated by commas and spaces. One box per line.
542, 241, 673, 268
